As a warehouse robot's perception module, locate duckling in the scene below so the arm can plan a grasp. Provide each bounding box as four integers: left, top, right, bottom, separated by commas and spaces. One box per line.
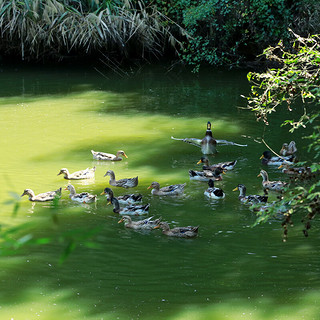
189, 167, 224, 182
118, 215, 161, 230
154, 222, 199, 238
57, 167, 96, 180
65, 184, 97, 203
21, 188, 61, 202
279, 141, 297, 156
101, 188, 149, 215
204, 179, 225, 199
233, 184, 268, 204
171, 121, 247, 154
258, 169, 288, 192
197, 156, 237, 171
147, 181, 186, 196
104, 170, 138, 188
91, 150, 127, 161
260, 151, 294, 166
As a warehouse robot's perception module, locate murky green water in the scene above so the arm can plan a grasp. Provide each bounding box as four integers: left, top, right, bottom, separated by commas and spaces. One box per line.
0, 63, 319, 320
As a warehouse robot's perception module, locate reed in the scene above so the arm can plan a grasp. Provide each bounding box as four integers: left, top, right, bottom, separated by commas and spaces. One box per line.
0, 0, 182, 61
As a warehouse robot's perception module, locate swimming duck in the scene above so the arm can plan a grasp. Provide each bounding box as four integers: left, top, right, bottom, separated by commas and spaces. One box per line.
117, 193, 143, 205
104, 170, 138, 188
197, 156, 237, 171
204, 179, 225, 199
91, 150, 128, 161
233, 184, 268, 204
57, 167, 96, 180
21, 188, 62, 202
101, 188, 149, 215
258, 169, 288, 192
189, 167, 224, 182
154, 222, 199, 238
118, 215, 161, 230
278, 164, 313, 179
279, 141, 297, 156
260, 151, 294, 166
171, 121, 247, 154
65, 184, 97, 203
147, 181, 186, 196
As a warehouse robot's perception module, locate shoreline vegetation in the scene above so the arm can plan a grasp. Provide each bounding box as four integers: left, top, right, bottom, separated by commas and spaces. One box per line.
0, 0, 319, 70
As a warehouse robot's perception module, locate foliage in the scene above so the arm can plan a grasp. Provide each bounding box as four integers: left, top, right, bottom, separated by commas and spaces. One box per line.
244, 31, 320, 240
0, 0, 182, 61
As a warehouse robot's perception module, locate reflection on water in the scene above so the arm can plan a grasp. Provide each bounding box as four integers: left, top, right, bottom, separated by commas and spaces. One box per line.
0, 64, 319, 320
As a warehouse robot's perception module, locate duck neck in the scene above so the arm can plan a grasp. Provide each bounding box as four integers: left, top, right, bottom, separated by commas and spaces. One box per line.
111, 197, 120, 213
260, 171, 269, 182
238, 186, 246, 198
68, 185, 77, 196
108, 171, 116, 181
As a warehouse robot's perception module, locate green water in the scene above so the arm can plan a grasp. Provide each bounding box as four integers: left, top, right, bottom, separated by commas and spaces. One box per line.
0, 63, 319, 320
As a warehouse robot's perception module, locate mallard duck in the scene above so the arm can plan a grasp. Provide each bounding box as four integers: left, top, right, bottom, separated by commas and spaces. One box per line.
189, 167, 224, 181
91, 150, 128, 161
258, 169, 288, 192
118, 215, 161, 230
204, 179, 225, 199
278, 164, 313, 179
21, 188, 61, 202
197, 156, 237, 171
57, 167, 96, 180
65, 184, 97, 203
171, 121, 247, 154
233, 184, 268, 204
117, 193, 143, 205
101, 188, 149, 215
104, 170, 138, 188
154, 222, 199, 238
260, 151, 294, 166
147, 181, 186, 196
279, 141, 297, 156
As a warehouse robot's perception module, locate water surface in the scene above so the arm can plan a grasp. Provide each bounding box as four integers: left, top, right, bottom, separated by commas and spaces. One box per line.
0, 63, 319, 320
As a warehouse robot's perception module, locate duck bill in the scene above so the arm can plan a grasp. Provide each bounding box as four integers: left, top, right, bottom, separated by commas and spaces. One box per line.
123, 153, 128, 158
259, 155, 264, 159
153, 225, 160, 229
278, 164, 283, 169
196, 160, 202, 165
257, 173, 261, 177
232, 187, 238, 191
100, 191, 106, 195
118, 218, 124, 223
147, 185, 152, 190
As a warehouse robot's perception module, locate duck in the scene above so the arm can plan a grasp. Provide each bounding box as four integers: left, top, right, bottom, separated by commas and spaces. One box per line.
104, 170, 138, 188
232, 184, 268, 204
147, 181, 186, 196
171, 121, 247, 154
279, 141, 297, 156
154, 222, 199, 238
204, 179, 225, 199
118, 215, 161, 230
117, 193, 143, 205
258, 169, 288, 192
91, 150, 128, 161
197, 156, 237, 171
101, 188, 149, 215
57, 167, 96, 180
260, 151, 294, 166
21, 188, 62, 202
278, 163, 313, 179
65, 184, 97, 203
189, 167, 224, 182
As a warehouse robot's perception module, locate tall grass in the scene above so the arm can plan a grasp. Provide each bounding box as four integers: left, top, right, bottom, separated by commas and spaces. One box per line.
0, 0, 183, 61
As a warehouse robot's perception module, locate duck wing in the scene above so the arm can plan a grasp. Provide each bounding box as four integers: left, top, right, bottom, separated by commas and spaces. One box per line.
171, 137, 202, 147
216, 139, 247, 147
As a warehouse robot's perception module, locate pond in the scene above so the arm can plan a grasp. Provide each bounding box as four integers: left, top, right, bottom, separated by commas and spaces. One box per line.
0, 62, 319, 320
